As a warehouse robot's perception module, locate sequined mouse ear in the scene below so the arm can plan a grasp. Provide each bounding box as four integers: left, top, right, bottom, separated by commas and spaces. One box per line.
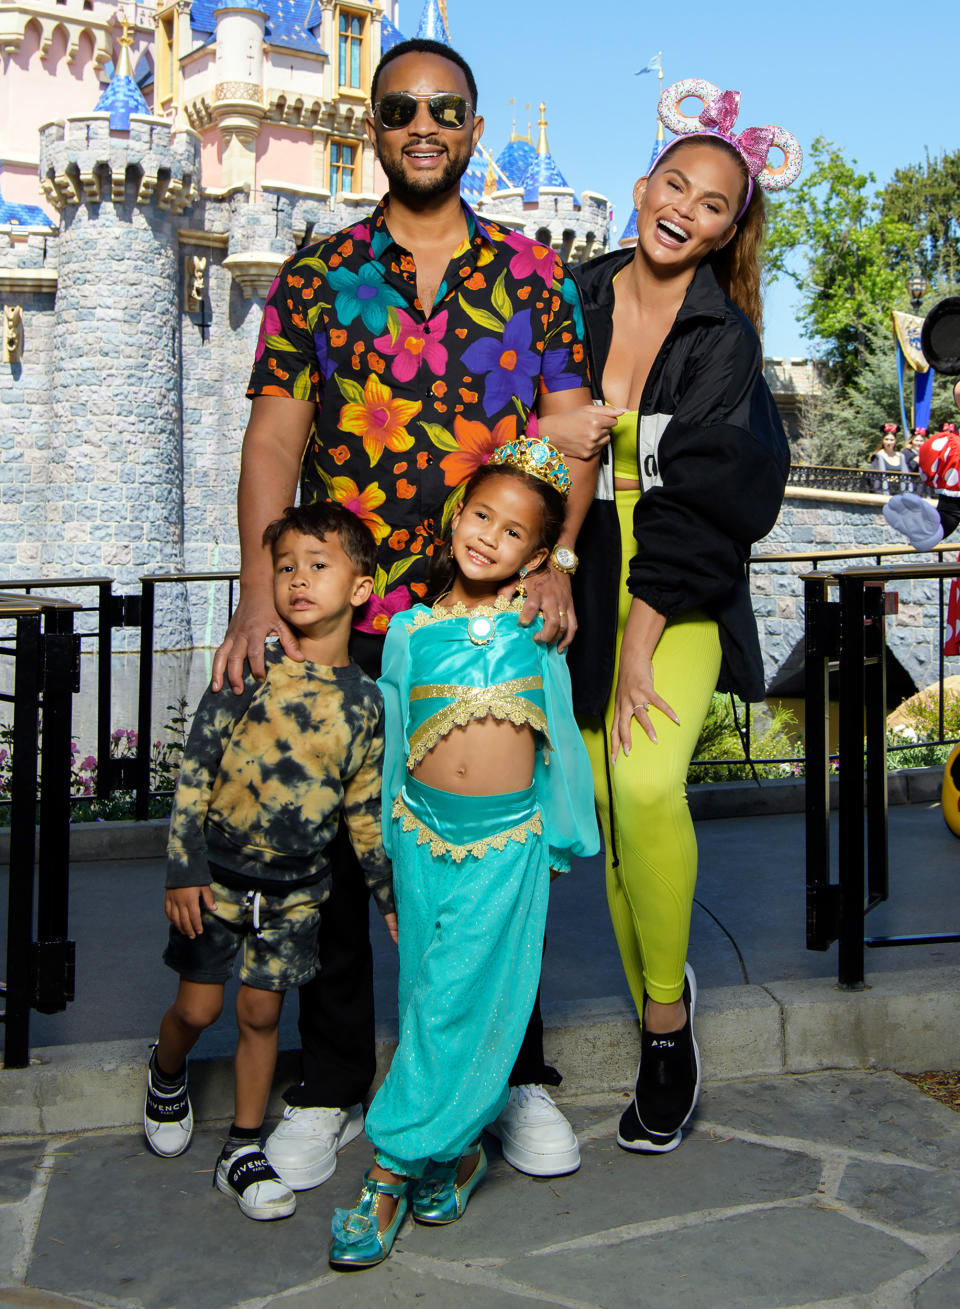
755, 125, 803, 192
657, 79, 722, 136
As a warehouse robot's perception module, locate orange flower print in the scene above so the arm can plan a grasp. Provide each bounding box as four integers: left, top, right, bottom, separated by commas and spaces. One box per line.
329, 254, 341, 269
393, 462, 408, 473
416, 451, 431, 469
432, 380, 447, 397
439, 414, 517, 487
400, 254, 416, 273
573, 343, 585, 363
353, 340, 365, 355
259, 385, 291, 398
338, 374, 421, 467
339, 238, 354, 258
396, 479, 417, 499
517, 285, 532, 300
465, 272, 486, 290
326, 476, 390, 543
302, 287, 314, 300
291, 313, 308, 330
288, 275, 305, 289
388, 528, 410, 551
561, 331, 572, 344
330, 445, 350, 465
435, 402, 447, 413
368, 352, 386, 374
410, 537, 423, 553
410, 582, 428, 598
455, 327, 468, 339
330, 329, 348, 348
459, 388, 478, 405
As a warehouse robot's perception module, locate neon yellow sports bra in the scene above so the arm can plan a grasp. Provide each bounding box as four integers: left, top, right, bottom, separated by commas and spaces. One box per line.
610, 410, 640, 481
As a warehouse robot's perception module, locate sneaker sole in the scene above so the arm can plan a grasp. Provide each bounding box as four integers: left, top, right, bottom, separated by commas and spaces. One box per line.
635, 962, 701, 1140
265, 1109, 364, 1191
216, 1172, 297, 1221
485, 1126, 581, 1177
616, 1125, 682, 1155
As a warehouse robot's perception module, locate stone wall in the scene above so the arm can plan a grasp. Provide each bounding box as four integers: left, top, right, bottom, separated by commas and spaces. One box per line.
753, 489, 953, 697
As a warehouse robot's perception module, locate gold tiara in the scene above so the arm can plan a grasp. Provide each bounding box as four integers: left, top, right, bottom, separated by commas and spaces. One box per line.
488, 437, 571, 499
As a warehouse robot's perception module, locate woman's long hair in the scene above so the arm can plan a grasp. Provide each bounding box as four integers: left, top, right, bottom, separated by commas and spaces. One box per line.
426, 464, 566, 604
648, 137, 766, 335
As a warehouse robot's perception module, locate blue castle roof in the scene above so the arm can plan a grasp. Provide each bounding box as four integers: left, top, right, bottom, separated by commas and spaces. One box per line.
190, 0, 325, 55
0, 169, 56, 229
380, 16, 404, 52
94, 44, 151, 131
519, 105, 569, 202
415, 0, 449, 42
496, 137, 534, 189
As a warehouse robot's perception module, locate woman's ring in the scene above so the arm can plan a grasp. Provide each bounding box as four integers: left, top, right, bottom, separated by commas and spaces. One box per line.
558, 609, 567, 618
633, 702, 650, 713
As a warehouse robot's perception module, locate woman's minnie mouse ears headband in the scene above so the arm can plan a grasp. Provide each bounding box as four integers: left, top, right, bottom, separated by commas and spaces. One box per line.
655, 79, 803, 220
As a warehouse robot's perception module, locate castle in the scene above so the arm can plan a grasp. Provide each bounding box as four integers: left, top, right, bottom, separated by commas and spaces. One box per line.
0, 0, 610, 647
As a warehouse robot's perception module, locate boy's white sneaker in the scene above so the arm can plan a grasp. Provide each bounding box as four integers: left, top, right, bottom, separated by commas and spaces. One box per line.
143, 1055, 193, 1159
487, 1085, 580, 1176
215, 1144, 296, 1221
264, 1103, 364, 1190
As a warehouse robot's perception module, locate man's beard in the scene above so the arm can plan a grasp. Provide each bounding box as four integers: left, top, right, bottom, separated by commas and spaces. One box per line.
379, 140, 472, 202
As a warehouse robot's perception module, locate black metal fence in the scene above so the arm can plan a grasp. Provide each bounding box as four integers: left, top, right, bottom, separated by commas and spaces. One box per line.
1, 593, 81, 1067
787, 464, 926, 497
803, 560, 960, 988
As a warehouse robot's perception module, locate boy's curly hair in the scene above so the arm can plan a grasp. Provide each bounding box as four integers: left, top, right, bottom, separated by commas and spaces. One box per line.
262, 503, 377, 577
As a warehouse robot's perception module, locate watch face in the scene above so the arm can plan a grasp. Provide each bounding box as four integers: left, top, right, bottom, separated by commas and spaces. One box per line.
554, 548, 576, 569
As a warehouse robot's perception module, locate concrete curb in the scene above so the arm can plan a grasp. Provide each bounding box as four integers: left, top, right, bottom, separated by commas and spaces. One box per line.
3, 965, 958, 1137
0, 767, 945, 863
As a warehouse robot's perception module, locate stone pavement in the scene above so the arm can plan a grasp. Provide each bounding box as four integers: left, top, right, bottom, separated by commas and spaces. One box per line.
2, 1070, 960, 1309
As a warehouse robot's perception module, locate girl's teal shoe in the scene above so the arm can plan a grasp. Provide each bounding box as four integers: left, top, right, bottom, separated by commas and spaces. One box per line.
411, 1146, 487, 1225
329, 1171, 409, 1270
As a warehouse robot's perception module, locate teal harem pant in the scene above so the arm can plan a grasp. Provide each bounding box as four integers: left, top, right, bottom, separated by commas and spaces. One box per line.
363, 776, 549, 1177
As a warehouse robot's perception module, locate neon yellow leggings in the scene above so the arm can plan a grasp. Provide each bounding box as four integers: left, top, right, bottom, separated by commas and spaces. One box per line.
580, 488, 722, 1009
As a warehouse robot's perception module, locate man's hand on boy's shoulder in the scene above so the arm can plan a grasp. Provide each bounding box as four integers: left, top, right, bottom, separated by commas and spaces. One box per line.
165, 885, 218, 939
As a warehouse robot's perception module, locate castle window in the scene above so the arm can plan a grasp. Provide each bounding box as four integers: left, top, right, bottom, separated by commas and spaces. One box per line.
156, 6, 177, 109
337, 9, 365, 90
329, 140, 356, 194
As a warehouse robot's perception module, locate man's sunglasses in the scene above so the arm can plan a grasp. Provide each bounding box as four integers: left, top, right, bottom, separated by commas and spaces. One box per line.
374, 92, 471, 131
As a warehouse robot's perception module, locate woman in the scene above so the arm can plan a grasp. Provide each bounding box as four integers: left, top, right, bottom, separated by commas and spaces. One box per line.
539, 81, 796, 1154
870, 424, 907, 490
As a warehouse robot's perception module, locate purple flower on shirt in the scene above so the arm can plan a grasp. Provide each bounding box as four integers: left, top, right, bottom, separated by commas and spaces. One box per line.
460, 309, 538, 413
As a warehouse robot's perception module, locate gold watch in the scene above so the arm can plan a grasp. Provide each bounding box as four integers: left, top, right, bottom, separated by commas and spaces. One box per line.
550, 545, 579, 574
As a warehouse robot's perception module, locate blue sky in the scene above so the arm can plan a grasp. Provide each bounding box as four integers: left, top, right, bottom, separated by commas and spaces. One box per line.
423, 0, 959, 359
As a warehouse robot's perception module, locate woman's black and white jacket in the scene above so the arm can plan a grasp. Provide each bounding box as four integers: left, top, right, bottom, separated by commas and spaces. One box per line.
568, 250, 790, 716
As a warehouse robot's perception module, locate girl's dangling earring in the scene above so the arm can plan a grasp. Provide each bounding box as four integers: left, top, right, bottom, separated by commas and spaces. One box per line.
517, 565, 528, 602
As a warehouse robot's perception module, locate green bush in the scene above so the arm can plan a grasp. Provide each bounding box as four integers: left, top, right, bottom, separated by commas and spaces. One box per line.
687, 695, 801, 784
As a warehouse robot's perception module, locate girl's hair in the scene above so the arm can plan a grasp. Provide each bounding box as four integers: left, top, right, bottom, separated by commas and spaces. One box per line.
426, 464, 566, 603
649, 136, 766, 335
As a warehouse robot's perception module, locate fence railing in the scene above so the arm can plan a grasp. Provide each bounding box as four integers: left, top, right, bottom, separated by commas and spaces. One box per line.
1, 592, 81, 1067
787, 464, 925, 497
802, 560, 960, 988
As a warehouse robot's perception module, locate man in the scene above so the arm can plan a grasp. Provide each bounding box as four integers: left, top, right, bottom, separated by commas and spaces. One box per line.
212, 37, 605, 1187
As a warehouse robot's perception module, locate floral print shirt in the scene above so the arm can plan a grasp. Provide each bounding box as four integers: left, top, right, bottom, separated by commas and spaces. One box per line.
247, 199, 590, 633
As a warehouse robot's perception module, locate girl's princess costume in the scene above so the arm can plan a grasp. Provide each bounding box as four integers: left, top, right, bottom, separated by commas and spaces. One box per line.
357, 439, 598, 1187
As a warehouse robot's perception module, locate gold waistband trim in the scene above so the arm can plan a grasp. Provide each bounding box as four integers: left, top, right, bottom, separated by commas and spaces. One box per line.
407, 684, 548, 768
392, 794, 543, 862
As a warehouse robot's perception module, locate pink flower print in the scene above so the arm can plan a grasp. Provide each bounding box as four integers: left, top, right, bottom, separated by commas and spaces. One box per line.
354, 585, 413, 635
255, 301, 283, 362
503, 231, 555, 287
374, 309, 449, 384
350, 222, 371, 242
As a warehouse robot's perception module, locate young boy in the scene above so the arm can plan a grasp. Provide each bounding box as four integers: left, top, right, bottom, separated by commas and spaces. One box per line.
144, 503, 396, 1221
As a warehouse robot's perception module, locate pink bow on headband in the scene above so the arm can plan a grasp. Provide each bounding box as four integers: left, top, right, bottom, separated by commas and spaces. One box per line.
699, 90, 776, 178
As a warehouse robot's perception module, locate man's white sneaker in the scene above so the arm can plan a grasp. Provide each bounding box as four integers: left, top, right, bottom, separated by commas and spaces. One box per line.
215, 1144, 296, 1221
264, 1103, 364, 1190
487, 1084, 580, 1176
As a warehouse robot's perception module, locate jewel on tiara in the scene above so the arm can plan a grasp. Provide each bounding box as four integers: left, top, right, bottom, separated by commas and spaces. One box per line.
655, 79, 802, 220
488, 437, 572, 499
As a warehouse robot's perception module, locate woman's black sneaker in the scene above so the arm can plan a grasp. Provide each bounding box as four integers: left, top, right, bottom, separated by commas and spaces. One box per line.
617, 964, 700, 1154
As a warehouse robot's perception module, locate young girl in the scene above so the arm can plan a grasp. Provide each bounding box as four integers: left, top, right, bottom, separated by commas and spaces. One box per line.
328, 436, 599, 1271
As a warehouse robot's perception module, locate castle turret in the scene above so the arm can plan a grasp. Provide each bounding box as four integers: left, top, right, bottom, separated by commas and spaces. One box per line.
212, 0, 267, 191
38, 41, 201, 646
415, 0, 450, 42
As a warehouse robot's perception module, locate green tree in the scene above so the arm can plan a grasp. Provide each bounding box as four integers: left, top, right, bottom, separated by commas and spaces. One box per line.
765, 138, 915, 388
880, 150, 960, 286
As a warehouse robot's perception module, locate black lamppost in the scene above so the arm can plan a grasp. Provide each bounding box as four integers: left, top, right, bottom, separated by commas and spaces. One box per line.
907, 269, 928, 315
